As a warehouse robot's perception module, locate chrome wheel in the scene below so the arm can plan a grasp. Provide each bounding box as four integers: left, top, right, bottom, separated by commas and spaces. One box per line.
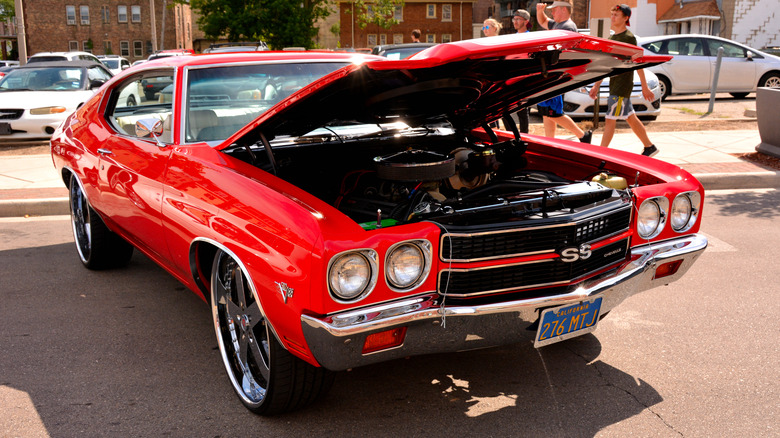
70, 176, 92, 263
760, 72, 780, 88
212, 250, 270, 408
68, 175, 133, 270
210, 249, 334, 414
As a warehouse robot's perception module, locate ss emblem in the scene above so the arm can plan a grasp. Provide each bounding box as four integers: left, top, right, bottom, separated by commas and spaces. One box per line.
560, 244, 592, 263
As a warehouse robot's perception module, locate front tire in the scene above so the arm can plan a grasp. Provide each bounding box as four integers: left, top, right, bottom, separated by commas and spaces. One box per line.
210, 249, 333, 415
69, 175, 134, 270
759, 72, 780, 89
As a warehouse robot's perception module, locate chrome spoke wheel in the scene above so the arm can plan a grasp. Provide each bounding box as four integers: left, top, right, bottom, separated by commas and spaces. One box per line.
69, 177, 92, 263
212, 250, 270, 407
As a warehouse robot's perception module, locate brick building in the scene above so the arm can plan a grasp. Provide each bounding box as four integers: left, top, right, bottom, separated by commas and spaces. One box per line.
338, 0, 477, 49
20, 0, 190, 63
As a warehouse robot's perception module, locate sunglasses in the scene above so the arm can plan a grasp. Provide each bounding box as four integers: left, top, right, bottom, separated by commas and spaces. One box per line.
482, 25, 492, 30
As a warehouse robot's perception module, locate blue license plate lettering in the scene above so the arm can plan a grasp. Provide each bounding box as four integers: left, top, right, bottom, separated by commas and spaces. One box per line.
535, 297, 603, 348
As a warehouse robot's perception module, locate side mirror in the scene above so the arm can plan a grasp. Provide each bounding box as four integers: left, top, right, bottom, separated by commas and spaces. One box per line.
135, 118, 164, 146
747, 51, 754, 61
90, 79, 106, 89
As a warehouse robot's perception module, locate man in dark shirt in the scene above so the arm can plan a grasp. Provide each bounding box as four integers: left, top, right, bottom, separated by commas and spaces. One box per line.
513, 9, 531, 133
589, 4, 658, 156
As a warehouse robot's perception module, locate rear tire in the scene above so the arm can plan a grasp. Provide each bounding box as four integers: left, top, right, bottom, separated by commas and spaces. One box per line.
729, 92, 748, 99
210, 249, 333, 415
69, 175, 134, 270
759, 72, 780, 89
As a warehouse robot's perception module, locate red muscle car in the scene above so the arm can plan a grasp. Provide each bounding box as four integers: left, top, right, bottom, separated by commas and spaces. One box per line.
51, 30, 706, 414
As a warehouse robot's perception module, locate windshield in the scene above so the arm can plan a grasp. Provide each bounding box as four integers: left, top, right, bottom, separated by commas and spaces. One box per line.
102, 59, 120, 69
185, 62, 348, 143
0, 67, 85, 91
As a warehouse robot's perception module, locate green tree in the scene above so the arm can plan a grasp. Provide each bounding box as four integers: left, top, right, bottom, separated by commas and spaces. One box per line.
188, 0, 332, 50
349, 0, 404, 30
0, 0, 14, 22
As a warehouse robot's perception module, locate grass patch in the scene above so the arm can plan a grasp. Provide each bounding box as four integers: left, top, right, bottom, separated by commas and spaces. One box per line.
674, 106, 707, 116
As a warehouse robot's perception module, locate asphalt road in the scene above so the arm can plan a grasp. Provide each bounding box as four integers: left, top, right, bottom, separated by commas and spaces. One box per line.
1, 188, 778, 437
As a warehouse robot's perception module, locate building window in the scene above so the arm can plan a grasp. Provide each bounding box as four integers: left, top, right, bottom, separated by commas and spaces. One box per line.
367, 34, 377, 46
131, 5, 141, 22
393, 33, 403, 44
102, 6, 110, 23
442, 34, 452, 43
426, 34, 435, 43
442, 4, 452, 22
80, 5, 90, 25
104, 41, 112, 55
66, 6, 76, 25
366, 5, 374, 19
118, 6, 127, 23
133, 40, 143, 57
394, 6, 403, 22
426, 4, 436, 18
380, 34, 387, 45
69, 41, 79, 51
82, 40, 91, 53
121, 41, 130, 57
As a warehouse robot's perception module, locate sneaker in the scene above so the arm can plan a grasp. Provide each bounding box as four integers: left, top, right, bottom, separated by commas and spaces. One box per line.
641, 145, 659, 157
579, 129, 593, 144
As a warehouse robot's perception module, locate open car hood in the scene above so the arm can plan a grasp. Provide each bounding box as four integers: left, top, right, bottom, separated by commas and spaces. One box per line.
217, 31, 670, 150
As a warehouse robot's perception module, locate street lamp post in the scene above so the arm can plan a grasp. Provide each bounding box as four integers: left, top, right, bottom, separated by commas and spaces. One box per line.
13, 0, 27, 64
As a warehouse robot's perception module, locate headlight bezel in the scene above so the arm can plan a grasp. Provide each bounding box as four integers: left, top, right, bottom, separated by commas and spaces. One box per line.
637, 196, 669, 239
670, 191, 701, 232
385, 240, 432, 292
327, 249, 378, 303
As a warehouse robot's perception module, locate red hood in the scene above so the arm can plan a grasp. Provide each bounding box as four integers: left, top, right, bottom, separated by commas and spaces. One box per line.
217, 31, 669, 150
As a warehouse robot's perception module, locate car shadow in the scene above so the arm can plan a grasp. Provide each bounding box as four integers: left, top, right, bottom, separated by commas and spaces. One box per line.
0, 242, 662, 436
707, 188, 780, 218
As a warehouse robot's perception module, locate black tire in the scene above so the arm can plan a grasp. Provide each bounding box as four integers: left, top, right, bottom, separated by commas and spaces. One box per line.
127, 94, 137, 106
759, 72, 780, 89
69, 175, 134, 270
729, 92, 749, 99
144, 90, 156, 101
210, 249, 333, 415
658, 76, 671, 101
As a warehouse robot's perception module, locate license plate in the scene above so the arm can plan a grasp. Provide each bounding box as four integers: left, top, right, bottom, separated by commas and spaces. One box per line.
534, 297, 602, 348
0, 122, 11, 135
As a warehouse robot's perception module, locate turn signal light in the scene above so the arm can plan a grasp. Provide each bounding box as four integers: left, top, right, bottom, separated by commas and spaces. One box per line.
362, 327, 407, 354
654, 260, 682, 280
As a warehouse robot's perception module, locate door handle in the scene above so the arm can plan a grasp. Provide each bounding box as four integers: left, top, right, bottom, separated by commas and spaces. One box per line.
97, 148, 113, 156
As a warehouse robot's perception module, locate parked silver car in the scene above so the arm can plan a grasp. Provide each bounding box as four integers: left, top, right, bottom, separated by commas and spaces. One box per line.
563, 70, 662, 120
639, 34, 780, 99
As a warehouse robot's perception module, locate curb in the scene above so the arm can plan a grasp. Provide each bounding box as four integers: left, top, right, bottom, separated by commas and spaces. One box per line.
0, 198, 69, 218
693, 170, 780, 191
2, 171, 779, 218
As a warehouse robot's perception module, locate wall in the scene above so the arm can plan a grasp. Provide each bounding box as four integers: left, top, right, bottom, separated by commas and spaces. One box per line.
730, 0, 780, 48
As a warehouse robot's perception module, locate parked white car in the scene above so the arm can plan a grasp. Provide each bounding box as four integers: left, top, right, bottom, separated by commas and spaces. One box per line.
639, 34, 780, 99
563, 70, 662, 120
98, 55, 131, 75
28, 51, 102, 65
0, 61, 113, 140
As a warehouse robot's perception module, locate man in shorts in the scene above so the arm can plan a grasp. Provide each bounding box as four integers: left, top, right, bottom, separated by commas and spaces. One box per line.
535, 0, 592, 143
588, 4, 659, 157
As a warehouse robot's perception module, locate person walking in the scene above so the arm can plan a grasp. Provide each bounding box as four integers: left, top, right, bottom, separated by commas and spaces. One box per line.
588, 4, 658, 157
534, 0, 592, 143
513, 9, 531, 134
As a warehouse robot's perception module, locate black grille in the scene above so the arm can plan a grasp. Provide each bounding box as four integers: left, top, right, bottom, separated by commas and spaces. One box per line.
439, 239, 629, 297
441, 207, 631, 262
0, 109, 24, 120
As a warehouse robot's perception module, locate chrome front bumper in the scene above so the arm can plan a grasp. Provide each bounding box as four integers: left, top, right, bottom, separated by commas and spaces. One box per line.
301, 234, 707, 371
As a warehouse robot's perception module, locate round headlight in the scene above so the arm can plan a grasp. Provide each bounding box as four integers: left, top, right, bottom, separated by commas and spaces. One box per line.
329, 253, 371, 301
670, 195, 693, 231
637, 199, 662, 238
387, 243, 425, 289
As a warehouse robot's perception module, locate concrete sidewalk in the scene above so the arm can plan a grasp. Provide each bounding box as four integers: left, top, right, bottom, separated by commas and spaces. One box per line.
0, 129, 778, 217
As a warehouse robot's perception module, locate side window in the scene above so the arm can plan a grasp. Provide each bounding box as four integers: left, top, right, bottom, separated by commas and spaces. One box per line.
642, 41, 664, 54
107, 72, 174, 143
88, 66, 112, 83
666, 38, 704, 56
707, 40, 746, 58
